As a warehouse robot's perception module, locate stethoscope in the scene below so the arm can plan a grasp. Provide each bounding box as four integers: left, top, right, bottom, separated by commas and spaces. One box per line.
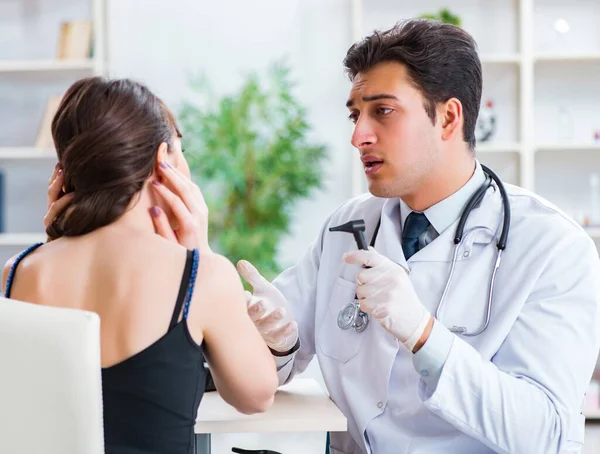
331, 164, 511, 336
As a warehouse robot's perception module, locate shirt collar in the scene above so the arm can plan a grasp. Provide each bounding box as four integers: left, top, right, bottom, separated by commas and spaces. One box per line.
399, 160, 486, 235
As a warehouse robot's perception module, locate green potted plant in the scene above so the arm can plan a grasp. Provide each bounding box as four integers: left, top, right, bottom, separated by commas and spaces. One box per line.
179, 62, 327, 282
419, 8, 462, 26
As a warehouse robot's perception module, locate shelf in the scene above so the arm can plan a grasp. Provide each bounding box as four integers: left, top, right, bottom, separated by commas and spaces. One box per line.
477, 143, 521, 153
0, 234, 45, 247
0, 59, 95, 73
584, 228, 600, 239
480, 54, 521, 64
0, 148, 56, 160
534, 53, 600, 63
536, 144, 600, 153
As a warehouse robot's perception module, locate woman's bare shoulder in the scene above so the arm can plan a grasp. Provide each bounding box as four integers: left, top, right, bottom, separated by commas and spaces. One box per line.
191, 252, 245, 310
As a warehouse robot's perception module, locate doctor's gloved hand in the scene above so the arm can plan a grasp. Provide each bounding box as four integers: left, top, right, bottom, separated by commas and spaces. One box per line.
343, 247, 433, 353
237, 260, 299, 354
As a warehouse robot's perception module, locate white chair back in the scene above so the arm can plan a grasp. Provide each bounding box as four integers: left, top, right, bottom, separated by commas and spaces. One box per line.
0, 297, 104, 454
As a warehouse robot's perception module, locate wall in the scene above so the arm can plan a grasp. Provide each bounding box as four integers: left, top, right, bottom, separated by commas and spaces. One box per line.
107, 0, 357, 270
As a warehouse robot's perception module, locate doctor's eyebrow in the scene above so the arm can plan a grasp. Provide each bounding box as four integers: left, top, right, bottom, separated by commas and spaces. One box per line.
345, 93, 400, 108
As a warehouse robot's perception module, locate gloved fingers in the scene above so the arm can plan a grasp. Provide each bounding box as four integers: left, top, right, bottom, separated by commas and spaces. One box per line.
372, 307, 391, 319
243, 290, 253, 306
264, 321, 298, 350
357, 294, 385, 315
247, 299, 267, 322
237, 260, 271, 292
362, 299, 391, 319
342, 247, 387, 268
265, 320, 297, 340
355, 280, 386, 301
254, 307, 286, 332
356, 266, 392, 287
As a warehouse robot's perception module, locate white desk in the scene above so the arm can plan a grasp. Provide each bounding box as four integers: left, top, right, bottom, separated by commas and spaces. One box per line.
194, 378, 346, 454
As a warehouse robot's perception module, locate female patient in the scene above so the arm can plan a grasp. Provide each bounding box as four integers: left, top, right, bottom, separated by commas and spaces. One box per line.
2, 77, 278, 454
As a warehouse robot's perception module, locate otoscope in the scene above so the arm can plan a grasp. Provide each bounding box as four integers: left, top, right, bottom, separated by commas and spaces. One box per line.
328, 219, 371, 332
328, 219, 368, 250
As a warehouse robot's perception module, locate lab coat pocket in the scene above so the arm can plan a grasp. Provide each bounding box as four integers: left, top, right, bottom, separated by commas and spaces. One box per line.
317, 277, 364, 363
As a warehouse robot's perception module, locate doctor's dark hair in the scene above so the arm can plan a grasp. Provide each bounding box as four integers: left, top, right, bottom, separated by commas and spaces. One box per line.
343, 19, 482, 151
47, 76, 181, 240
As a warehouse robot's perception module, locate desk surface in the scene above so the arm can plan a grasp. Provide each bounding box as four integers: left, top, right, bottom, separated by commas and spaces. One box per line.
195, 378, 347, 434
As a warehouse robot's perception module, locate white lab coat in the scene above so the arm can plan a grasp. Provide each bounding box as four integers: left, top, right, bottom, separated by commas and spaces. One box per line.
272, 182, 600, 454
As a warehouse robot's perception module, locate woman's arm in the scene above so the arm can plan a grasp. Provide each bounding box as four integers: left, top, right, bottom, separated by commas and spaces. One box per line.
189, 253, 278, 414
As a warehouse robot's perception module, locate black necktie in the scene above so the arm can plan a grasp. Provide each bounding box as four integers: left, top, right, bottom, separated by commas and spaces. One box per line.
402, 212, 431, 260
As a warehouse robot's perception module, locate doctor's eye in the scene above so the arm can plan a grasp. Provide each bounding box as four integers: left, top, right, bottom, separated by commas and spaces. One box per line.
348, 112, 359, 124
376, 107, 393, 116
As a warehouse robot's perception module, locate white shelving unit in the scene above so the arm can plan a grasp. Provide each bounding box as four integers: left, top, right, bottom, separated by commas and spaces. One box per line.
535, 52, 600, 62
480, 54, 521, 64
0, 148, 57, 160
0, 59, 96, 73
349, 0, 600, 234
0, 233, 47, 247
537, 144, 600, 152
0, 0, 107, 253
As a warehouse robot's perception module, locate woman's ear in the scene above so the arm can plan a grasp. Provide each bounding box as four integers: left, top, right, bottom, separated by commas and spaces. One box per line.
154, 142, 169, 180
156, 142, 169, 163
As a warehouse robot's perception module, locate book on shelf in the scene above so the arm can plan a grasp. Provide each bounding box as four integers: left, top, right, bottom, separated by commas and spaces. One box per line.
57, 20, 93, 60
35, 95, 62, 149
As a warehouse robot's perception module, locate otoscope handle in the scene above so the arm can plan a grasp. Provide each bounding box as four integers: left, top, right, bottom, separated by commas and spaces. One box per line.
355, 231, 368, 251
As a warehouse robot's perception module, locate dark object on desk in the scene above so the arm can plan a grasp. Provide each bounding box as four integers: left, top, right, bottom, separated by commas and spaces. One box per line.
204, 363, 216, 392
232, 449, 282, 454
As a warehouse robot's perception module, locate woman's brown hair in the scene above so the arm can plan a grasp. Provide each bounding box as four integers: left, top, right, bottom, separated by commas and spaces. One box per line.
47, 77, 180, 240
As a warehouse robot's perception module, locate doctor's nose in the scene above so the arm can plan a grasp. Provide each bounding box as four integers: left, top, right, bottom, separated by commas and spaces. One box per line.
351, 118, 377, 150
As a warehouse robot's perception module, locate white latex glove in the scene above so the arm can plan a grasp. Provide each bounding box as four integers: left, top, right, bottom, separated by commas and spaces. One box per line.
237, 260, 299, 353
343, 247, 432, 352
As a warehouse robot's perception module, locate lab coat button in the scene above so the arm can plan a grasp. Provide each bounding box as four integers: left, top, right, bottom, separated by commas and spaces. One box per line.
420, 369, 429, 377
377, 402, 383, 409
463, 250, 470, 258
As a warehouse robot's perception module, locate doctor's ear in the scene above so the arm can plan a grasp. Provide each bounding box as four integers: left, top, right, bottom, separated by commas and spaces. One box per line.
439, 98, 463, 142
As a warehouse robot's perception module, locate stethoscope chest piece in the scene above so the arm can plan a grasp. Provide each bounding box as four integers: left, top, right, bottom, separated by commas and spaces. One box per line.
337, 300, 369, 332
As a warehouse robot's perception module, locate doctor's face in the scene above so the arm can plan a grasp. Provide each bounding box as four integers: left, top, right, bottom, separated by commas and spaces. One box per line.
347, 61, 442, 199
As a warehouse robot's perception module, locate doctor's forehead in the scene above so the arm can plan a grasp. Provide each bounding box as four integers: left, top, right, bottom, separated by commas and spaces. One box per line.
346, 61, 418, 107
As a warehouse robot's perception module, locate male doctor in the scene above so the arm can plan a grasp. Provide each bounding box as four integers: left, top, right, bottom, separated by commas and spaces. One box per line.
235, 19, 600, 453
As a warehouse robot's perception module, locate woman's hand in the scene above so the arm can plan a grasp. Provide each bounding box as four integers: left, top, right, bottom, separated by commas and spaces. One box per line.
44, 164, 74, 235
150, 161, 210, 252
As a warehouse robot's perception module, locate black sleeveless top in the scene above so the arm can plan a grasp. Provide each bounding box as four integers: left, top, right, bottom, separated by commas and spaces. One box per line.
4, 243, 207, 454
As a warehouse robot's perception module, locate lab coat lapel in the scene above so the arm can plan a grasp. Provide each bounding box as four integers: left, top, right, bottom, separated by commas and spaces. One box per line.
410, 184, 504, 263
376, 198, 409, 271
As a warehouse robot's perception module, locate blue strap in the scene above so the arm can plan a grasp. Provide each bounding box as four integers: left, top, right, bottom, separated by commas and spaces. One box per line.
182, 248, 199, 319
4, 242, 44, 298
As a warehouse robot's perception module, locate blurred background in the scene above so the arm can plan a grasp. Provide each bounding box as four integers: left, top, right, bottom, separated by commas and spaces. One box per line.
1, 0, 600, 452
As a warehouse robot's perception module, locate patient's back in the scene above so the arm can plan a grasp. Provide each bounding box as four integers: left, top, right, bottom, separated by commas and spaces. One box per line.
3, 226, 212, 454
3, 223, 279, 451
5, 227, 204, 366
